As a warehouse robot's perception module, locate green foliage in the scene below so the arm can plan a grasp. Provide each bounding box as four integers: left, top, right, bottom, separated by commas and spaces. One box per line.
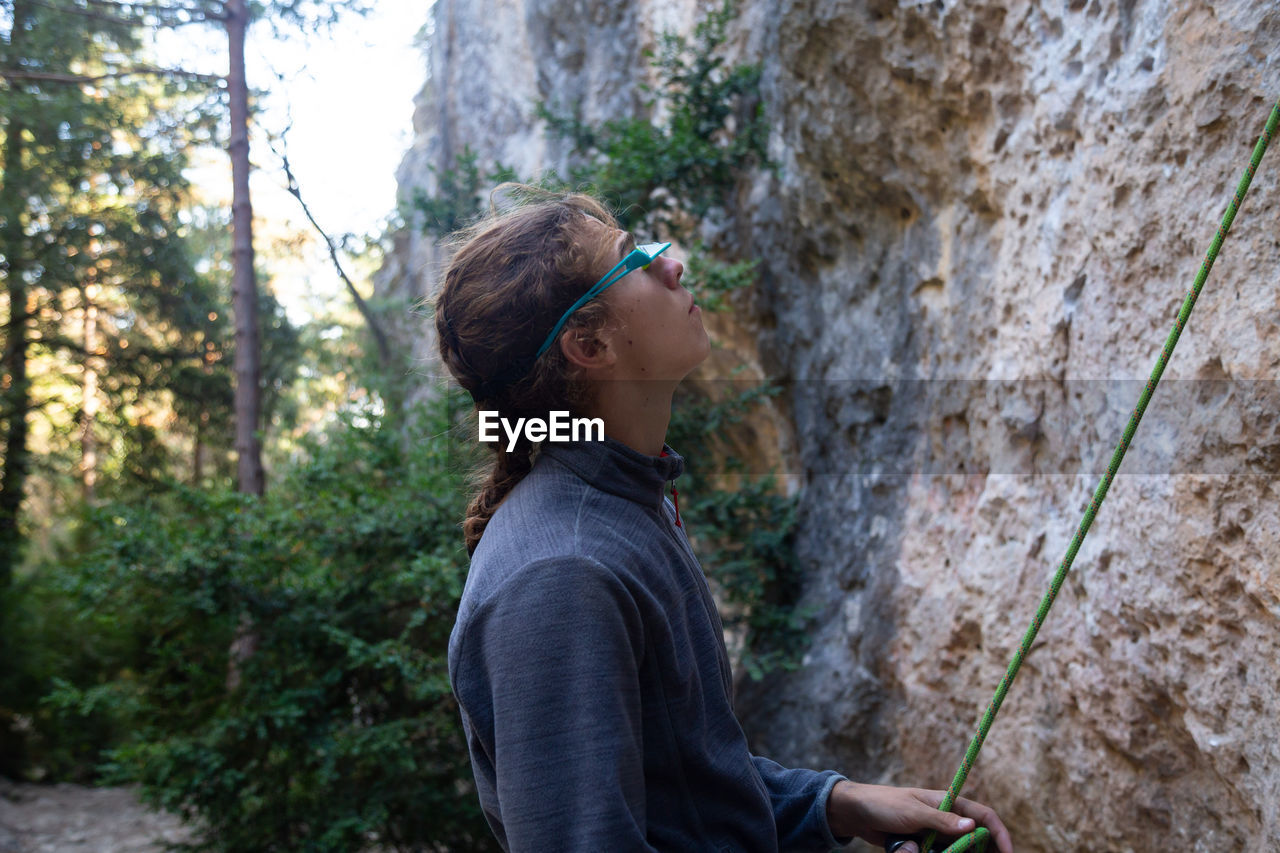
413, 0, 768, 242
0, 2, 257, 527
667, 383, 811, 681
0, 0, 463, 847
409, 145, 519, 237
682, 241, 760, 312
6, 392, 494, 850
537, 0, 768, 234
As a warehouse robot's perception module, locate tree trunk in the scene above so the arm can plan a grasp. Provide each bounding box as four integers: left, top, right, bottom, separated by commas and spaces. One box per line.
224, 0, 263, 694
0, 0, 34, 592
80, 283, 99, 504
226, 0, 263, 496
193, 342, 207, 486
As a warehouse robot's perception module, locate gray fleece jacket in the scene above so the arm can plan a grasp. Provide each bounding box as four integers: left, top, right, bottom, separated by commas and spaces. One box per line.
448, 436, 849, 851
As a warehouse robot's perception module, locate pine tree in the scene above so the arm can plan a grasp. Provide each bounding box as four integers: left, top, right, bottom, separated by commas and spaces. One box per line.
1, 0, 207, 583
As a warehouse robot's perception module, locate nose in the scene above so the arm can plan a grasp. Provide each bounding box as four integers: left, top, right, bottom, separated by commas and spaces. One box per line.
662, 256, 684, 289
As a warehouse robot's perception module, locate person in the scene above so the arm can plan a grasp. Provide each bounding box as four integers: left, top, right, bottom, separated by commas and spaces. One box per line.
435, 187, 1013, 853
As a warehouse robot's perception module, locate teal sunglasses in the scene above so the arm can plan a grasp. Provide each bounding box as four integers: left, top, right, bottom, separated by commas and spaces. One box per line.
534, 241, 671, 358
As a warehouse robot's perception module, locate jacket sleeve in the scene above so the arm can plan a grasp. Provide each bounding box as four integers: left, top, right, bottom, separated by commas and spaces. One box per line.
751, 755, 852, 851
452, 556, 657, 852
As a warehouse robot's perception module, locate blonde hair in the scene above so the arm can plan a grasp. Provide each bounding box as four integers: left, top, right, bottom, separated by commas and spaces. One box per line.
434, 188, 619, 554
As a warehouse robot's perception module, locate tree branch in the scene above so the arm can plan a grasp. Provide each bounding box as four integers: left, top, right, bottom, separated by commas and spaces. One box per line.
26, 0, 218, 27
27, 0, 226, 27
36, 326, 207, 367
81, 0, 228, 22
0, 66, 223, 86
264, 130, 395, 373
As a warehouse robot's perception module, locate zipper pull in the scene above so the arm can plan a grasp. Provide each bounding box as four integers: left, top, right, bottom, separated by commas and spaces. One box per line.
671, 483, 682, 528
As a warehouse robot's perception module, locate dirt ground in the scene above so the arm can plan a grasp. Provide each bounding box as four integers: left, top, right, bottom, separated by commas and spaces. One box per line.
0, 780, 192, 853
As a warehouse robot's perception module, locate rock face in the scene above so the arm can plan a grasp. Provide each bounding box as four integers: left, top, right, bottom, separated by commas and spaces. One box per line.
385, 0, 1280, 849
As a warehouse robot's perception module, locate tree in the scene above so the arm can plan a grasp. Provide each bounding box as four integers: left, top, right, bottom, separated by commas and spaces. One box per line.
204, 0, 369, 495
0, 0, 217, 598
3, 0, 365, 500
0, 0, 37, 595
0, 0, 301, 686
1, 0, 364, 587
224, 0, 262, 494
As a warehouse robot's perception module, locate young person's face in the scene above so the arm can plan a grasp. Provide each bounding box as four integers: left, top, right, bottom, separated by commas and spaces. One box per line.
596, 226, 711, 383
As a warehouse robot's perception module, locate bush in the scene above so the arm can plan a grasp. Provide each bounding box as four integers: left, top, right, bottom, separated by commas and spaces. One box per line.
14, 391, 495, 851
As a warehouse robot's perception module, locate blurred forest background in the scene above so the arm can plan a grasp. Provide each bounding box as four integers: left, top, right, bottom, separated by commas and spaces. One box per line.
0, 1, 796, 849
0, 0, 493, 849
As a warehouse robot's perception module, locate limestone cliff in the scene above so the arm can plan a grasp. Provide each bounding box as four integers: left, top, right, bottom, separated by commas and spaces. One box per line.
384, 1, 1280, 849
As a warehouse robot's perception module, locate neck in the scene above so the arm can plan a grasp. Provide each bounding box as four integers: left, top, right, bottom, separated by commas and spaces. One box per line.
588, 379, 676, 457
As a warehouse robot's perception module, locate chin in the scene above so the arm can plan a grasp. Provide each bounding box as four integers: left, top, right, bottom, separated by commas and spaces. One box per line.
672, 350, 711, 383
695, 333, 712, 363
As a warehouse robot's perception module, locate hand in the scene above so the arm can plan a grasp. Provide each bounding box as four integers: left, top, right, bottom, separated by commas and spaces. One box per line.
825, 781, 1013, 853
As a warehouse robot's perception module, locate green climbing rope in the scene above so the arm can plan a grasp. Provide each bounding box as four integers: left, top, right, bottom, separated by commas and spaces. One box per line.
918, 96, 1280, 853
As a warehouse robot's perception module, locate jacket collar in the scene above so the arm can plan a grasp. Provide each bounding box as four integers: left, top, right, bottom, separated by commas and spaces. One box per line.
541, 436, 683, 510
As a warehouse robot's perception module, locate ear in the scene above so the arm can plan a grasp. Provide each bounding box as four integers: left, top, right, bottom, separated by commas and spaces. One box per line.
558, 325, 617, 371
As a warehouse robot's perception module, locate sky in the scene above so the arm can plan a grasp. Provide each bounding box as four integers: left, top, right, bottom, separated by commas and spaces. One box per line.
245, 0, 431, 239
153, 0, 432, 321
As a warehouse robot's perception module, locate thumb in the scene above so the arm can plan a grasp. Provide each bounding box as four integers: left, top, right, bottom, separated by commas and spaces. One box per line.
929, 810, 977, 837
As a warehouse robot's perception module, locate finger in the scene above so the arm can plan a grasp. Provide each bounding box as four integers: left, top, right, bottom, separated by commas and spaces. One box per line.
915, 788, 947, 809
952, 797, 1014, 853
910, 790, 1011, 851
908, 797, 977, 837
